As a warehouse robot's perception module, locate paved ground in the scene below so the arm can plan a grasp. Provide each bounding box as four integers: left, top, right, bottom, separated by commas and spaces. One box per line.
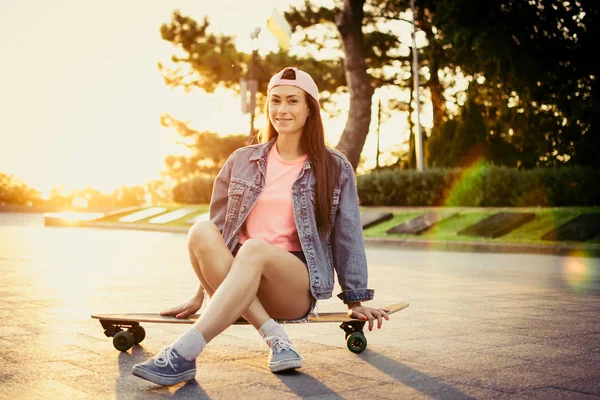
1, 213, 600, 399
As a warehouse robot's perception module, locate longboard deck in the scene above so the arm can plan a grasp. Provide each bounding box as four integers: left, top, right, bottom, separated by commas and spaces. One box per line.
91, 301, 409, 325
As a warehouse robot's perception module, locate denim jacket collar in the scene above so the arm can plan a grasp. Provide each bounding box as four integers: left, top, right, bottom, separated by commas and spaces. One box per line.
249, 138, 275, 162
250, 138, 312, 173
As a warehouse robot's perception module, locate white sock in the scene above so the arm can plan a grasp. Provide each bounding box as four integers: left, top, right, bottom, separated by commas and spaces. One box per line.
171, 328, 206, 361
258, 319, 288, 344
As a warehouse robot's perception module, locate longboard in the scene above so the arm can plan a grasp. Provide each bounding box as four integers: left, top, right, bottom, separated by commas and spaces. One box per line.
92, 301, 409, 354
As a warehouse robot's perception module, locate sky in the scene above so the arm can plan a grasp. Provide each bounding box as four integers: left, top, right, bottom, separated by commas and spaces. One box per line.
0, 0, 415, 196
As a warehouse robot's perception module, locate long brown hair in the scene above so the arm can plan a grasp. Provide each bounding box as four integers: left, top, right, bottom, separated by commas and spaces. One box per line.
260, 90, 338, 233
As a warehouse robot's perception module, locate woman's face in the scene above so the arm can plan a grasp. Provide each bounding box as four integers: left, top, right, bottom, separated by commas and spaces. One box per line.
268, 85, 310, 137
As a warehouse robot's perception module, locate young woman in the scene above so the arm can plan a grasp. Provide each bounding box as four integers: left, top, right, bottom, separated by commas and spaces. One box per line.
132, 67, 389, 386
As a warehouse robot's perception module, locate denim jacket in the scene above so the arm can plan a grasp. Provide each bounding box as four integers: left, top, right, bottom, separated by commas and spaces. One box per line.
209, 138, 374, 304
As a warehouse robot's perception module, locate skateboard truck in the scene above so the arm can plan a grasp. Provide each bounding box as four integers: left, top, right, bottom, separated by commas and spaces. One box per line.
339, 321, 367, 354
98, 319, 146, 351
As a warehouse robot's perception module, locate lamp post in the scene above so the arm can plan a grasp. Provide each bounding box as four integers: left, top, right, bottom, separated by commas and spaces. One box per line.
411, 0, 424, 171
247, 27, 261, 144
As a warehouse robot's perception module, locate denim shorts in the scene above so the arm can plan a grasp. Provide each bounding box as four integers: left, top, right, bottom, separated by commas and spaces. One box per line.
232, 242, 307, 264
232, 242, 317, 323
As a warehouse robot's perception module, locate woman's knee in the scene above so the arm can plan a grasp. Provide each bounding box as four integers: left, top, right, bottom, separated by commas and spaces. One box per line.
187, 221, 222, 252
235, 239, 268, 265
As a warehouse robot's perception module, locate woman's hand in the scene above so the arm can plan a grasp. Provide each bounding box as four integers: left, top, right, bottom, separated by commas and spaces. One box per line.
347, 302, 390, 331
160, 289, 205, 319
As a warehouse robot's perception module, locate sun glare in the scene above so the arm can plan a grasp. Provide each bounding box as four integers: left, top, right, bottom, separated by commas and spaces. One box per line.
0, 0, 415, 196
44, 211, 104, 222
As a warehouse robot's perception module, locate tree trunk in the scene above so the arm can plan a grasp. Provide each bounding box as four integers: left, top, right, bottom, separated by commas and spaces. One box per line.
407, 50, 416, 169
335, 0, 374, 169
421, 19, 445, 129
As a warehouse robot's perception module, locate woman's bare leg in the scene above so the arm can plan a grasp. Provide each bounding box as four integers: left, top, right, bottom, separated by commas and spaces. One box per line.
185, 222, 271, 330
186, 222, 312, 342
132, 221, 311, 384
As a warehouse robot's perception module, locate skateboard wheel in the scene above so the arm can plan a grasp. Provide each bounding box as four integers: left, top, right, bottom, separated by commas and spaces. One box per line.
346, 332, 367, 354
113, 331, 134, 351
129, 326, 146, 344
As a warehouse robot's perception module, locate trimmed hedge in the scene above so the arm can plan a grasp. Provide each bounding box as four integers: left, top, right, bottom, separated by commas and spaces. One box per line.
174, 167, 600, 207
357, 166, 600, 207
172, 176, 215, 204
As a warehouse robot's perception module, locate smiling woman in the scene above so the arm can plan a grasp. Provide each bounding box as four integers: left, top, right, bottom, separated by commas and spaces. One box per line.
131, 66, 389, 387
269, 86, 310, 139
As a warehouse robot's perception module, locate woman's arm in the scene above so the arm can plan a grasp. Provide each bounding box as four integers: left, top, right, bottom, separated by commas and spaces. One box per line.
331, 159, 374, 304
209, 152, 235, 235
332, 161, 390, 329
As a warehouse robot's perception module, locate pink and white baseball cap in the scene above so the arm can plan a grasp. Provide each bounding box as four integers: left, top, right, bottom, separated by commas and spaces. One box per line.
267, 67, 319, 106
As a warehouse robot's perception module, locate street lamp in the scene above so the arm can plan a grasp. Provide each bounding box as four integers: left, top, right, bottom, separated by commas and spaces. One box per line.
390, 12, 424, 171
246, 27, 261, 144
411, 0, 424, 171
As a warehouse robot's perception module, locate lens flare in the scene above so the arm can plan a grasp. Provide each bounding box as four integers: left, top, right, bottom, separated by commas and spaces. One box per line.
442, 157, 487, 207
562, 250, 600, 295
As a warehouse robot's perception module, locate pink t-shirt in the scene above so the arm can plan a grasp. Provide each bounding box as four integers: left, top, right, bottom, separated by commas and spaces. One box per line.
239, 145, 307, 251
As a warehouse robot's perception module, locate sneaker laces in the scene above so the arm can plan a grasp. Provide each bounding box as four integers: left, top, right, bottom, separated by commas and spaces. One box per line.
153, 346, 177, 371
265, 336, 295, 354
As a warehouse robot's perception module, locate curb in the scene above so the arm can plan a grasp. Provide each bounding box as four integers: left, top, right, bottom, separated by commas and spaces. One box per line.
44, 218, 600, 258
363, 237, 600, 257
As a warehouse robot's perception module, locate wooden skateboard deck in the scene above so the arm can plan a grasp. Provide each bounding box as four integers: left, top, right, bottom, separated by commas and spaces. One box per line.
92, 301, 409, 354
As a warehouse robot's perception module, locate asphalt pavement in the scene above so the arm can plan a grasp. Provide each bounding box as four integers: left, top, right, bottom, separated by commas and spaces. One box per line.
1, 213, 599, 399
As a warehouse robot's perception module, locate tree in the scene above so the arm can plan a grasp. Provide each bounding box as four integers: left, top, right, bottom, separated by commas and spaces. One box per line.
160, 114, 247, 181
160, 2, 453, 169
331, 0, 375, 168
430, 0, 599, 167
287, 0, 459, 168
159, 0, 598, 172
160, 6, 388, 169
159, 12, 345, 103
112, 186, 146, 207
45, 184, 155, 210
0, 173, 41, 205
427, 83, 521, 167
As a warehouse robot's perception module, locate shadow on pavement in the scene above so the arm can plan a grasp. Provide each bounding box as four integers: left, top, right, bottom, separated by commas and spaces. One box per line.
274, 370, 343, 399
116, 346, 151, 399
361, 351, 476, 400
169, 381, 210, 399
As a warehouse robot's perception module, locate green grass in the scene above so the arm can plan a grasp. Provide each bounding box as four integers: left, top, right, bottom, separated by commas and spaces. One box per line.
91, 204, 600, 247
363, 207, 600, 247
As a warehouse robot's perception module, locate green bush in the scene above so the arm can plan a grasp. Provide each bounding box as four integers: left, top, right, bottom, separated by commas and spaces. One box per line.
358, 167, 600, 207
357, 169, 455, 206
0, 173, 41, 205
172, 176, 215, 204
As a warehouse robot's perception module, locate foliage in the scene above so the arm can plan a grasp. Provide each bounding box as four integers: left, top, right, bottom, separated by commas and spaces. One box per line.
431, 0, 599, 167
159, 5, 381, 168
159, 11, 345, 102
44, 185, 149, 210
161, 114, 247, 181
288, 0, 598, 168
0, 172, 170, 209
0, 173, 41, 205
158, 0, 598, 171
427, 84, 521, 168
357, 168, 450, 206
358, 166, 600, 207
172, 175, 215, 204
